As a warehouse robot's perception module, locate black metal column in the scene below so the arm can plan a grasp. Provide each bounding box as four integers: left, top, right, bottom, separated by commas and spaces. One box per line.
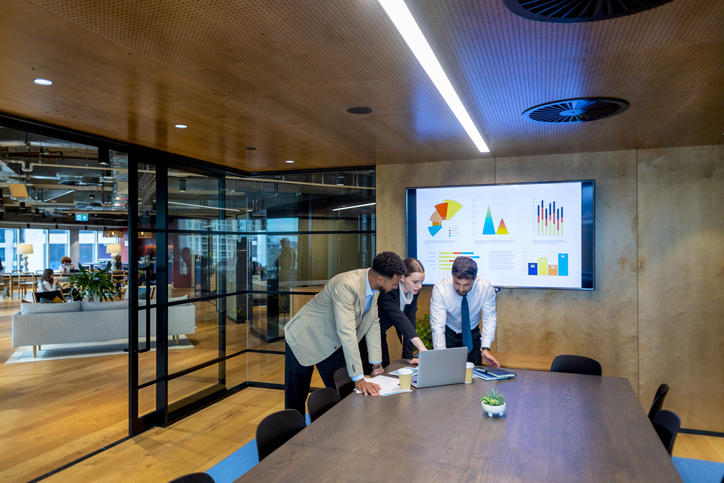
128, 151, 141, 435
155, 163, 169, 426
218, 176, 226, 385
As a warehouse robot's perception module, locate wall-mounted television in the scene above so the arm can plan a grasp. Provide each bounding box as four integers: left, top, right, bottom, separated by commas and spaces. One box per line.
406, 180, 594, 290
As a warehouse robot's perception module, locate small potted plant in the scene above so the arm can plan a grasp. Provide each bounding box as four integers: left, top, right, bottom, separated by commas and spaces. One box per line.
481, 387, 506, 418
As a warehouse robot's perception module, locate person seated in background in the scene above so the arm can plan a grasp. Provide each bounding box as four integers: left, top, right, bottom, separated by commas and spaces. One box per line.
37, 269, 60, 293
251, 261, 267, 280
59, 256, 75, 274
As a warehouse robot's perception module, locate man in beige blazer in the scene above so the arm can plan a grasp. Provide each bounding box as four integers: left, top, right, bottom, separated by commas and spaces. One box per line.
284, 252, 406, 415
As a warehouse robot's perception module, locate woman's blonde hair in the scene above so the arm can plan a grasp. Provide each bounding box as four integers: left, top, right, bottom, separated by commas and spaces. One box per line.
403, 258, 424, 275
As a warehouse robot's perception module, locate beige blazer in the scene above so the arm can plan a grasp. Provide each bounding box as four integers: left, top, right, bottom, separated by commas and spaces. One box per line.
284, 268, 382, 378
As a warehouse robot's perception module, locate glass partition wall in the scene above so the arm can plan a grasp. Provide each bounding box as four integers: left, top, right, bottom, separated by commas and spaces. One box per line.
1, 113, 374, 479
128, 162, 376, 432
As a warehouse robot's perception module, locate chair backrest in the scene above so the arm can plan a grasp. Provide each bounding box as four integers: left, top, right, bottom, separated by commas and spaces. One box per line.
168, 472, 214, 483
550, 354, 602, 376
334, 367, 355, 399
307, 388, 341, 423
652, 409, 681, 455
648, 383, 670, 422
256, 409, 306, 461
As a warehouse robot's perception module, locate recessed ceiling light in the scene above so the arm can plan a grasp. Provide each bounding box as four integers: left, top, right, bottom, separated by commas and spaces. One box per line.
377, 0, 490, 153
33, 78, 53, 86
174, 123, 188, 129
347, 107, 373, 114
285, 160, 295, 164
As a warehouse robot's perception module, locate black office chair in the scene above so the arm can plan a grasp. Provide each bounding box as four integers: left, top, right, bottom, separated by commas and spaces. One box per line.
168, 472, 214, 483
550, 354, 602, 376
334, 367, 355, 399
647, 383, 670, 422
652, 409, 681, 455
256, 409, 306, 461
307, 387, 340, 423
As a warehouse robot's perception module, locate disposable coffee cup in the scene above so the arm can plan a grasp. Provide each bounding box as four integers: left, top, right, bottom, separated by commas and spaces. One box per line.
398, 368, 413, 390
465, 362, 474, 384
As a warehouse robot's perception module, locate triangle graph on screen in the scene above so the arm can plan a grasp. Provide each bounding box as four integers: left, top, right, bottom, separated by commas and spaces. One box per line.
428, 200, 462, 236
482, 206, 510, 235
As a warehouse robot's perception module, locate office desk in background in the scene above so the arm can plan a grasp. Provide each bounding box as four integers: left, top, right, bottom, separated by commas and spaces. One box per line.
238, 367, 680, 482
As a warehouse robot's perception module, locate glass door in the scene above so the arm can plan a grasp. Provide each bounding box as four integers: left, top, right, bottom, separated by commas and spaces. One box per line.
129, 157, 233, 433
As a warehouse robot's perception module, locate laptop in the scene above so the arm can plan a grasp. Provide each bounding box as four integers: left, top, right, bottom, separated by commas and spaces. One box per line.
411, 347, 468, 388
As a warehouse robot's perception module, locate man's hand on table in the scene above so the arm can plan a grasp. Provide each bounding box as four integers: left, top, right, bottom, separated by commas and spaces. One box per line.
482, 349, 500, 368
355, 379, 381, 396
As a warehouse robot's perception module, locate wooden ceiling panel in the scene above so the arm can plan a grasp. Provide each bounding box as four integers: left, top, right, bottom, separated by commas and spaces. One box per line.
0, 0, 721, 171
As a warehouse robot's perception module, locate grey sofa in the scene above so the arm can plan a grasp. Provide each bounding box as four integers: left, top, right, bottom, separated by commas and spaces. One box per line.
12, 297, 196, 357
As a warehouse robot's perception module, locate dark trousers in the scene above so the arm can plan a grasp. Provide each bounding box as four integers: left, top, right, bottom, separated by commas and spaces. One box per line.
445, 325, 482, 365
360, 328, 417, 374
359, 334, 389, 376
285, 343, 346, 416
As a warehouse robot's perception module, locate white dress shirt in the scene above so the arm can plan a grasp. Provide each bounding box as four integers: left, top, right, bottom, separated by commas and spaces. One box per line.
430, 276, 497, 350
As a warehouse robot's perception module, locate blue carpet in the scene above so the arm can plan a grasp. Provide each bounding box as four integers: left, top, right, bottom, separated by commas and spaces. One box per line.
206, 439, 258, 483
205, 413, 312, 482
673, 457, 724, 483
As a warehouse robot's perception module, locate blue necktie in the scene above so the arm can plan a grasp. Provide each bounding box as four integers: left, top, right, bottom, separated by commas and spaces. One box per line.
461, 294, 473, 353
363, 294, 373, 313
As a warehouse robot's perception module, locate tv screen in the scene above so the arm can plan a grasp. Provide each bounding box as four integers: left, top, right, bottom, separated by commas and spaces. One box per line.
406, 180, 594, 290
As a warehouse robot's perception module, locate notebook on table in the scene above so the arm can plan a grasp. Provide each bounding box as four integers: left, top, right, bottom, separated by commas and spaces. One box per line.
473, 367, 516, 381
411, 347, 468, 388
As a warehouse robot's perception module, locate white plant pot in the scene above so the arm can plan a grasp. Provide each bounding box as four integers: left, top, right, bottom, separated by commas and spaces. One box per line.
482, 401, 506, 418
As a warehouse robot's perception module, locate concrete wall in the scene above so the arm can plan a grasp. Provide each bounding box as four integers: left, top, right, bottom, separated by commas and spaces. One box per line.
376, 145, 723, 431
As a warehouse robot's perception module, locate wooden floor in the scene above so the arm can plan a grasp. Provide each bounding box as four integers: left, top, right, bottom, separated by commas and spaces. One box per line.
0, 296, 295, 482
0, 296, 721, 482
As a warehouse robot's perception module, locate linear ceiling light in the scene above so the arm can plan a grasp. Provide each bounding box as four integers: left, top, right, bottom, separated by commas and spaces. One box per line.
377, 0, 490, 153
168, 200, 245, 213
332, 202, 376, 212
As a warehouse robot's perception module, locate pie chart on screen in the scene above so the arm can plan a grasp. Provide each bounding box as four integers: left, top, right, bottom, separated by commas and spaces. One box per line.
428, 199, 462, 236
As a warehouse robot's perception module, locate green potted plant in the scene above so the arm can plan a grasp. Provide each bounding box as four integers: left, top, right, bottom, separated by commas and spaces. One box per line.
70, 265, 121, 302
415, 313, 433, 349
481, 387, 506, 418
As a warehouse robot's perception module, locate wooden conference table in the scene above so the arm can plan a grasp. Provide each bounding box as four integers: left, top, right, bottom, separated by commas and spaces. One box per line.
238, 366, 680, 482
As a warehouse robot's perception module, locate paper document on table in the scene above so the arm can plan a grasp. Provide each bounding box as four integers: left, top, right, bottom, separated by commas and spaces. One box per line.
354, 375, 411, 396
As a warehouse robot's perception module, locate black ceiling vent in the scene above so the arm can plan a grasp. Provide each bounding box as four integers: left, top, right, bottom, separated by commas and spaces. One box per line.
503, 0, 673, 22
522, 97, 629, 123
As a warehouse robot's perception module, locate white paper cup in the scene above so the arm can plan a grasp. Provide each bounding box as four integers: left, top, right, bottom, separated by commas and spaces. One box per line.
465, 362, 474, 384
398, 367, 413, 390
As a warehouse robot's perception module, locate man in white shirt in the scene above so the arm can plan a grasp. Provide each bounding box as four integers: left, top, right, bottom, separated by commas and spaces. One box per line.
430, 256, 500, 367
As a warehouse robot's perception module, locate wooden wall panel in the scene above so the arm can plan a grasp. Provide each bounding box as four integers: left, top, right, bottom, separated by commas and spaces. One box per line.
377, 146, 723, 430
493, 151, 639, 387
637, 145, 724, 432
377, 151, 638, 385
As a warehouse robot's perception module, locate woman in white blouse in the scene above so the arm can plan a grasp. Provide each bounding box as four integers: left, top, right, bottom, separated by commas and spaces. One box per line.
37, 269, 60, 292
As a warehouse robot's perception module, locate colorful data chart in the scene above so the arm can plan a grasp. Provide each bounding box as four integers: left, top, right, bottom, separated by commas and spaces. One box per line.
536, 200, 564, 236
482, 206, 510, 235
428, 199, 462, 237
528, 253, 568, 276
438, 251, 480, 270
